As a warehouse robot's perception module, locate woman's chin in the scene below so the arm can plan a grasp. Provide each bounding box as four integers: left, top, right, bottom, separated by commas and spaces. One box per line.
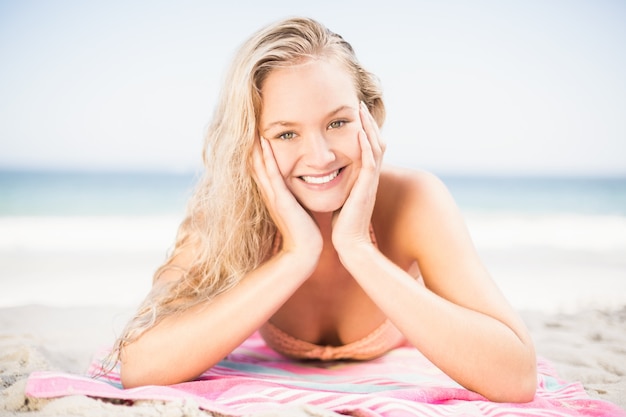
301, 198, 346, 215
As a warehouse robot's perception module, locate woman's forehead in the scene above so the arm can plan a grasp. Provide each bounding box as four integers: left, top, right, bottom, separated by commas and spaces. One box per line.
259, 59, 358, 126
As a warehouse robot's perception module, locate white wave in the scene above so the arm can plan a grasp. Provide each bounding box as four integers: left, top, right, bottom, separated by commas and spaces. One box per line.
1, 213, 624, 311
0, 215, 181, 253
464, 212, 626, 252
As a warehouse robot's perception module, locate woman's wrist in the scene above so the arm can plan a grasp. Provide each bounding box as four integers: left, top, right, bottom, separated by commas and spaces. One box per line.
335, 240, 378, 272
275, 247, 321, 280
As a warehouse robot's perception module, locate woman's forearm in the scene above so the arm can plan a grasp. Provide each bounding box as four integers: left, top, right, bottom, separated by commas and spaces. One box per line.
120, 251, 316, 388
337, 243, 537, 402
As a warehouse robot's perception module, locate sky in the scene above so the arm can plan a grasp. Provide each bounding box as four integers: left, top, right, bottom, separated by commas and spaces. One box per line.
0, 0, 625, 176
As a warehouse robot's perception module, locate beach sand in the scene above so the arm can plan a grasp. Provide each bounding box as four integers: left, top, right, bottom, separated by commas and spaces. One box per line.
1, 213, 625, 415
0, 305, 624, 415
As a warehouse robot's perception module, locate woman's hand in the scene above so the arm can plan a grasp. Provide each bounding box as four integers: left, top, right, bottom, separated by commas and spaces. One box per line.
252, 136, 323, 260
332, 102, 386, 254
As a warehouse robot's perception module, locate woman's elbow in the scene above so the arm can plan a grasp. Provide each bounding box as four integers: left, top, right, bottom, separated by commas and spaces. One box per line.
119, 358, 158, 389
119, 344, 220, 388
120, 360, 194, 388
487, 359, 538, 403
118, 346, 183, 388
497, 370, 537, 403
518, 369, 539, 403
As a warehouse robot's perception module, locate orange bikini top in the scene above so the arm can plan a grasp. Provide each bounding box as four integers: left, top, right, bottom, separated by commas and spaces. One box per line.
259, 224, 407, 361
259, 318, 407, 361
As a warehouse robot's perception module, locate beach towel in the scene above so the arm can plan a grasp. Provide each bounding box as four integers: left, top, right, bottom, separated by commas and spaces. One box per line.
26, 332, 625, 417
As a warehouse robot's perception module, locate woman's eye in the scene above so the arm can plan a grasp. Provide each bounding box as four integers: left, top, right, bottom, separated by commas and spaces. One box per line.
329, 120, 346, 129
278, 132, 295, 140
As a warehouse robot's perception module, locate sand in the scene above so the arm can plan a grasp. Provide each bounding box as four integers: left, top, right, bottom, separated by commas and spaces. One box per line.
0, 213, 625, 415
0, 305, 624, 416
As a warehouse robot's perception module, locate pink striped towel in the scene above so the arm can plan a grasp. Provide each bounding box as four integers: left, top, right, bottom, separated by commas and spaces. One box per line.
26, 332, 625, 416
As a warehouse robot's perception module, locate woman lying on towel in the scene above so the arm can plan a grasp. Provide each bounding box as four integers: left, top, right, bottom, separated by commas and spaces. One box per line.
112, 17, 537, 402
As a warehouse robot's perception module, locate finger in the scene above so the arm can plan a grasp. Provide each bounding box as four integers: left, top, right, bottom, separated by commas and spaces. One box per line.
358, 105, 383, 173
358, 128, 376, 172
345, 130, 377, 209
251, 140, 264, 178
259, 137, 291, 194
360, 102, 386, 157
251, 140, 272, 193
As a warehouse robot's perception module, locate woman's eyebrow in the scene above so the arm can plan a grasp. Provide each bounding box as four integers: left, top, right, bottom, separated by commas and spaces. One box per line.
262, 120, 298, 134
262, 105, 356, 134
327, 105, 356, 118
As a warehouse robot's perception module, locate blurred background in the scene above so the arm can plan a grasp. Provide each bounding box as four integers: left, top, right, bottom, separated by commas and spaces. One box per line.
1, 0, 625, 311
1, 0, 625, 175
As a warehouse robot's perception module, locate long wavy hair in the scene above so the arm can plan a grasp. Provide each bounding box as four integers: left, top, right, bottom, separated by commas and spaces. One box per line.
110, 16, 386, 363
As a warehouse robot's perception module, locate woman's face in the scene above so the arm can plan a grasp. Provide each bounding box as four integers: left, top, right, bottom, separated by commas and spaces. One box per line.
259, 58, 362, 214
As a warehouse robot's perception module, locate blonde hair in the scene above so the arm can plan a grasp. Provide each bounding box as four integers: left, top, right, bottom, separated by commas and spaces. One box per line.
110, 16, 386, 363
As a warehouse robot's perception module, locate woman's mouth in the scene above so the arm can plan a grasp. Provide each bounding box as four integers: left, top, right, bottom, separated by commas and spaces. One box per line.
300, 168, 342, 185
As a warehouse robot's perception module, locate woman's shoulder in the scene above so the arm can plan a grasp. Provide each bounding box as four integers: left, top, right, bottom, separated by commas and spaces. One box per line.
376, 166, 457, 225
375, 166, 461, 253
379, 165, 449, 203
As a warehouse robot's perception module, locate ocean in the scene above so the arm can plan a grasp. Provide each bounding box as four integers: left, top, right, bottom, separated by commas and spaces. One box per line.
1, 170, 625, 310
1, 170, 625, 217
0, 170, 198, 217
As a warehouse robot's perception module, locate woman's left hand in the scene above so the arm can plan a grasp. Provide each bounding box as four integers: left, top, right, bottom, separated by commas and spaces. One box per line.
332, 102, 386, 253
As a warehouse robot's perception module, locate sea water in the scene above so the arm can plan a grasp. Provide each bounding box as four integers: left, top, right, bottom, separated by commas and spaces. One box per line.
444, 176, 626, 217
2, 170, 625, 216
1, 170, 625, 310
0, 170, 197, 217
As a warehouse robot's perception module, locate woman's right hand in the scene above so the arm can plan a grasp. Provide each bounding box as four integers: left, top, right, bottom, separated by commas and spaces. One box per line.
252, 137, 323, 261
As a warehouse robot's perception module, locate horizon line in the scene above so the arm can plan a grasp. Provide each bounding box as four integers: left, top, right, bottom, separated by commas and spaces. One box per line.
1, 167, 625, 180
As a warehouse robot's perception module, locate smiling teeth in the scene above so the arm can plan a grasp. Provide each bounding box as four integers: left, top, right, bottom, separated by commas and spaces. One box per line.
301, 170, 339, 184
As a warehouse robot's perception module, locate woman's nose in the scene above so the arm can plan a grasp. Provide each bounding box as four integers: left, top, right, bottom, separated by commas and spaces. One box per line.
303, 133, 336, 168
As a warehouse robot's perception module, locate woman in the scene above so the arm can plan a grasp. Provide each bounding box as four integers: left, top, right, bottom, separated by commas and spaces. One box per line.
114, 17, 537, 402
